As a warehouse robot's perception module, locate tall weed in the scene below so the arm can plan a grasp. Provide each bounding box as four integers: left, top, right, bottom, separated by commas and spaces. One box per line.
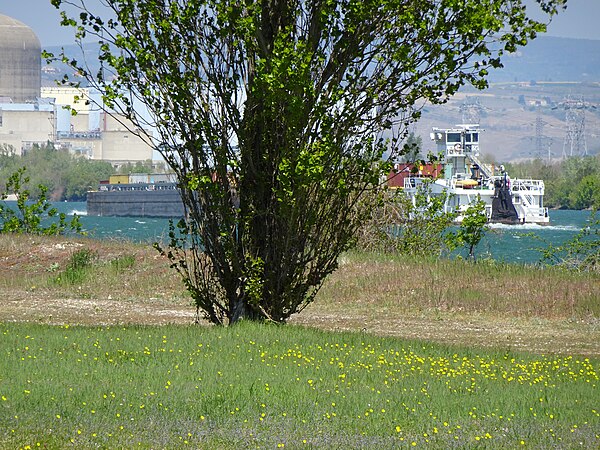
53, 248, 97, 285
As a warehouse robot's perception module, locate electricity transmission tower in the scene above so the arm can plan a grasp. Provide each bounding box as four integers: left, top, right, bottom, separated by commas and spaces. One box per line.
534, 105, 553, 160
554, 95, 597, 158
460, 97, 485, 124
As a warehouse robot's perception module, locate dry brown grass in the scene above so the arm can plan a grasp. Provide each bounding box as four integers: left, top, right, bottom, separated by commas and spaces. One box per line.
1, 234, 599, 356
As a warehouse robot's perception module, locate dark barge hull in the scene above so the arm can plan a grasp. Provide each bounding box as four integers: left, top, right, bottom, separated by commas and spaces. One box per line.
87, 188, 185, 218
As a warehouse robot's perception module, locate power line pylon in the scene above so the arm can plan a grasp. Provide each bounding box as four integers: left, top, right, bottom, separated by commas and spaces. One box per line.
534, 104, 553, 160
554, 95, 597, 158
460, 97, 485, 125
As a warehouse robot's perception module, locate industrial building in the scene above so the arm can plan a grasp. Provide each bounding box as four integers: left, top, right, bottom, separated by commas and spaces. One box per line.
0, 13, 153, 165
0, 14, 40, 103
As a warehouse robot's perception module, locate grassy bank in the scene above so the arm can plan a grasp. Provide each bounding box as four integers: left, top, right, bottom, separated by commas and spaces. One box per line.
1, 233, 599, 355
1, 321, 598, 449
1, 234, 599, 448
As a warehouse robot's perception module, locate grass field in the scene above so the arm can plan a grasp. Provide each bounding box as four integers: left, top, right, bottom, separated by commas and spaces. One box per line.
1, 234, 599, 448
1, 322, 598, 449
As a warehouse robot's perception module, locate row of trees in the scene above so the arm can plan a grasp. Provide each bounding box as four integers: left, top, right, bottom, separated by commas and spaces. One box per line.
505, 155, 600, 210
0, 144, 160, 201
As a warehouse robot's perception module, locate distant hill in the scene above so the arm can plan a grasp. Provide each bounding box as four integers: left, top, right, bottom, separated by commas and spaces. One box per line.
489, 36, 600, 83
42, 36, 600, 87
42, 42, 103, 87
41, 37, 600, 162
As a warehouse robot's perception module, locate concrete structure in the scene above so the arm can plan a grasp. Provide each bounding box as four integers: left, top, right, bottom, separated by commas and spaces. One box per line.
0, 14, 41, 103
0, 15, 155, 165
0, 101, 55, 155
41, 86, 101, 132
95, 113, 153, 165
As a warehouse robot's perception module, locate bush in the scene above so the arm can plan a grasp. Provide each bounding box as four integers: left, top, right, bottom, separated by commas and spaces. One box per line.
0, 167, 83, 235
53, 248, 97, 285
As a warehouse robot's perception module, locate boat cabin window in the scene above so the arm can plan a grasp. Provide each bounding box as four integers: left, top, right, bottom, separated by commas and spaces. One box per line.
446, 132, 461, 143
465, 133, 478, 143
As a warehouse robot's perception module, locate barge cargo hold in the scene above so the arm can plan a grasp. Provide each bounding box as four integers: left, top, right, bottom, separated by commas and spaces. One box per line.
87, 182, 185, 218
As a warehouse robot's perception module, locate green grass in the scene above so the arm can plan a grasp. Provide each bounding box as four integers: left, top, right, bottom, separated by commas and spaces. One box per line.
1, 322, 598, 449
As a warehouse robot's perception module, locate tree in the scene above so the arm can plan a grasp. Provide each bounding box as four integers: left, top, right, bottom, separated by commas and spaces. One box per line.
454, 196, 489, 260
117, 160, 157, 175
570, 175, 600, 210
401, 132, 423, 163
0, 143, 116, 201
538, 210, 599, 273
47, 0, 564, 324
355, 184, 457, 257
64, 159, 115, 200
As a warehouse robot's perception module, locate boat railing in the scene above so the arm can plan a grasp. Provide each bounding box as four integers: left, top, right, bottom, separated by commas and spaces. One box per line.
100, 182, 179, 192
468, 153, 494, 179
511, 179, 545, 192
403, 177, 429, 189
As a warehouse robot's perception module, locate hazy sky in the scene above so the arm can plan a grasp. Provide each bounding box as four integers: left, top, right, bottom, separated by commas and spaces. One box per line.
1, 0, 600, 46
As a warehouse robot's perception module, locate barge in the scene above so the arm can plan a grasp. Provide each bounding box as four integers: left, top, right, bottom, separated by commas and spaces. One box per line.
87, 173, 185, 218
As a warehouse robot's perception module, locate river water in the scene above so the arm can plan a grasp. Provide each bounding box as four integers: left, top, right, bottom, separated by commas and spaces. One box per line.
7, 202, 596, 265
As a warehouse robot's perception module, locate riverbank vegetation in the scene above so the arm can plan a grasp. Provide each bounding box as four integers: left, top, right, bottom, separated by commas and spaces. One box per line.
0, 144, 165, 201
1, 233, 598, 354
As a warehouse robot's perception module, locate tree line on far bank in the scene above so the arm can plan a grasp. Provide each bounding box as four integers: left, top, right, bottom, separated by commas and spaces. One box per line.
1, 143, 598, 210
0, 143, 164, 201
505, 154, 600, 210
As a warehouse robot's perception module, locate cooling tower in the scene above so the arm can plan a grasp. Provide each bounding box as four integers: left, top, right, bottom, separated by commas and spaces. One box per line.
0, 14, 41, 103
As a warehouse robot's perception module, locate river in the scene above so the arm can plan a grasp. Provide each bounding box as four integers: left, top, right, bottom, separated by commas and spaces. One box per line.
5, 202, 596, 265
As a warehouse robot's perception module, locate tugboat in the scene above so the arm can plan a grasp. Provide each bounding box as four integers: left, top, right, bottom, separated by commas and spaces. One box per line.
393, 124, 549, 224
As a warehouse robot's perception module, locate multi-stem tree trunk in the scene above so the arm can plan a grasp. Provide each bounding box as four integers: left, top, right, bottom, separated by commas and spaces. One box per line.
49, 0, 564, 325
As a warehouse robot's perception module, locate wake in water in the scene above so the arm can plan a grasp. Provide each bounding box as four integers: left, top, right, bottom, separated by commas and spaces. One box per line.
69, 209, 88, 216
489, 223, 579, 232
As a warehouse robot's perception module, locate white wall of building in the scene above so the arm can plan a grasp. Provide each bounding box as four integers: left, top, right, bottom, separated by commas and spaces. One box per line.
0, 105, 55, 155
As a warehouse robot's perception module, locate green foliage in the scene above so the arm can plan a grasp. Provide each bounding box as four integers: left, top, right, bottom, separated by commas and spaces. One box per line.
48, 0, 564, 324
401, 132, 423, 163
453, 197, 490, 260
116, 160, 156, 175
0, 167, 84, 235
53, 248, 98, 285
0, 143, 116, 201
399, 183, 458, 258
110, 254, 136, 273
64, 158, 115, 201
537, 210, 599, 273
356, 183, 458, 258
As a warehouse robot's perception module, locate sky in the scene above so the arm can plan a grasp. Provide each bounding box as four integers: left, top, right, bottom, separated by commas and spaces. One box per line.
1, 0, 600, 46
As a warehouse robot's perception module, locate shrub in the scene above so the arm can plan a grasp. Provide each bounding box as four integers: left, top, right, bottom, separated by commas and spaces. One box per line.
0, 167, 83, 236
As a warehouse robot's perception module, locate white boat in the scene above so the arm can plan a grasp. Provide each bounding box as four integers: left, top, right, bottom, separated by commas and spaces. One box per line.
399, 124, 550, 225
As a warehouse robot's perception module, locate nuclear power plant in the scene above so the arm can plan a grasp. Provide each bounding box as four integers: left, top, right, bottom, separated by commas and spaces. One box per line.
0, 14, 41, 103
0, 13, 153, 166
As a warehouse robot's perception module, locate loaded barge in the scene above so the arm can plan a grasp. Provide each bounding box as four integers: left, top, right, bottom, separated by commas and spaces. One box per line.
87, 173, 184, 218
